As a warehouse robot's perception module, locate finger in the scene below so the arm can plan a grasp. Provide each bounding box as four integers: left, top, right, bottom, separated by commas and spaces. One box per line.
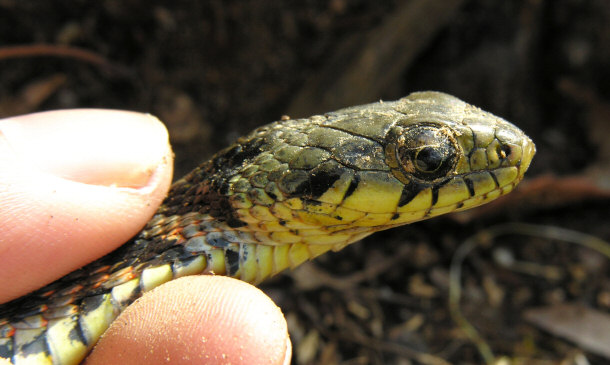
0, 109, 173, 302
87, 276, 291, 365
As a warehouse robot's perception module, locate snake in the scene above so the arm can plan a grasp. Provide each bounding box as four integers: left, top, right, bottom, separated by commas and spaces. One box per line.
0, 91, 535, 364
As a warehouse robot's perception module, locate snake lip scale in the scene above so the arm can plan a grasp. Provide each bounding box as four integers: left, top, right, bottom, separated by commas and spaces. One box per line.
0, 91, 535, 365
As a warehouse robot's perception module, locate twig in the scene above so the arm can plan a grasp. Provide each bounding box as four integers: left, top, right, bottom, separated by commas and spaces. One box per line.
0, 44, 132, 77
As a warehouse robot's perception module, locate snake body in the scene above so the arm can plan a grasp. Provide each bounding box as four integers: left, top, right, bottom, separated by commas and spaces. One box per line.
0, 91, 535, 364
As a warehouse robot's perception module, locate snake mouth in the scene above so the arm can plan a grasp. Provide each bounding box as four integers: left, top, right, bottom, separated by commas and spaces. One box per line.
519, 135, 536, 176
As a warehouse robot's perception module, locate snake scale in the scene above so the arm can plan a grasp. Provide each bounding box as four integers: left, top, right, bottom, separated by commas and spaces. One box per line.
0, 91, 535, 364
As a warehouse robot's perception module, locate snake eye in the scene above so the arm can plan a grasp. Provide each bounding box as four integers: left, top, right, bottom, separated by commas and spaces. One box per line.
414, 146, 443, 172
388, 124, 459, 182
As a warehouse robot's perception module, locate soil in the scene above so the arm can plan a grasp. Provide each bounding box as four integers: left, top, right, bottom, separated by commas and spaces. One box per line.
1, 1, 609, 364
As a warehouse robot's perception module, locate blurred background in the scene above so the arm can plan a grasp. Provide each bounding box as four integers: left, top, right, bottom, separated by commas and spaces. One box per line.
1, 1, 609, 364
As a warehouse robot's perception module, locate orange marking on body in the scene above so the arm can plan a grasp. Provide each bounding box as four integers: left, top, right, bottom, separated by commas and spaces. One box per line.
91, 274, 110, 289
41, 290, 56, 298
64, 285, 84, 295
91, 265, 111, 274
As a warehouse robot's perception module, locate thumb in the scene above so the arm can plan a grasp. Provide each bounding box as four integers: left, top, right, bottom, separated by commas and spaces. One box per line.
86, 276, 292, 365
0, 109, 173, 302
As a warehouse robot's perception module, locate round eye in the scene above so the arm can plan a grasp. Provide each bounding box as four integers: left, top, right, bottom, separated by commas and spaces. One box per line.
388, 124, 459, 182
414, 146, 444, 172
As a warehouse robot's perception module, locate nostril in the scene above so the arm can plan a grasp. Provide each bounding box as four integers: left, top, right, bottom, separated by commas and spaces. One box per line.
497, 144, 512, 159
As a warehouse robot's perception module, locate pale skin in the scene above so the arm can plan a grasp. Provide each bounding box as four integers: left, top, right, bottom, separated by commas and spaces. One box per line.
0, 110, 291, 365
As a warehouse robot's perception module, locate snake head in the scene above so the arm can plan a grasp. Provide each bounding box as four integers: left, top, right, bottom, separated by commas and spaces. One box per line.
166, 91, 535, 251
268, 91, 536, 230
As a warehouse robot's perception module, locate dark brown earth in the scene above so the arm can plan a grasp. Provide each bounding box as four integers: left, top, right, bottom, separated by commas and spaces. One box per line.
1, 1, 609, 364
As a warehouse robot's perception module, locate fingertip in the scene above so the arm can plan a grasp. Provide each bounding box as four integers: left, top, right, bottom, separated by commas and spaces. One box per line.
0, 109, 173, 302
88, 276, 291, 365
0, 109, 172, 188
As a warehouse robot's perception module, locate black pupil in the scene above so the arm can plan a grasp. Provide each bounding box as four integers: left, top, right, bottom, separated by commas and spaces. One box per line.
391, 125, 458, 182
414, 147, 443, 172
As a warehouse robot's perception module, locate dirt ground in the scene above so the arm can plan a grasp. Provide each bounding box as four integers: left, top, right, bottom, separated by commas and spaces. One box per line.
1, 1, 609, 364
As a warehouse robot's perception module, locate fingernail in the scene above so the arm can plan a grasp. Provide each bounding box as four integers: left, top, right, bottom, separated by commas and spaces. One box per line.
0, 109, 172, 189
282, 337, 292, 365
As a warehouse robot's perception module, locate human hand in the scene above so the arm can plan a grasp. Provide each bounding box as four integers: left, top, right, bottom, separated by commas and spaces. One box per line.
0, 110, 291, 364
